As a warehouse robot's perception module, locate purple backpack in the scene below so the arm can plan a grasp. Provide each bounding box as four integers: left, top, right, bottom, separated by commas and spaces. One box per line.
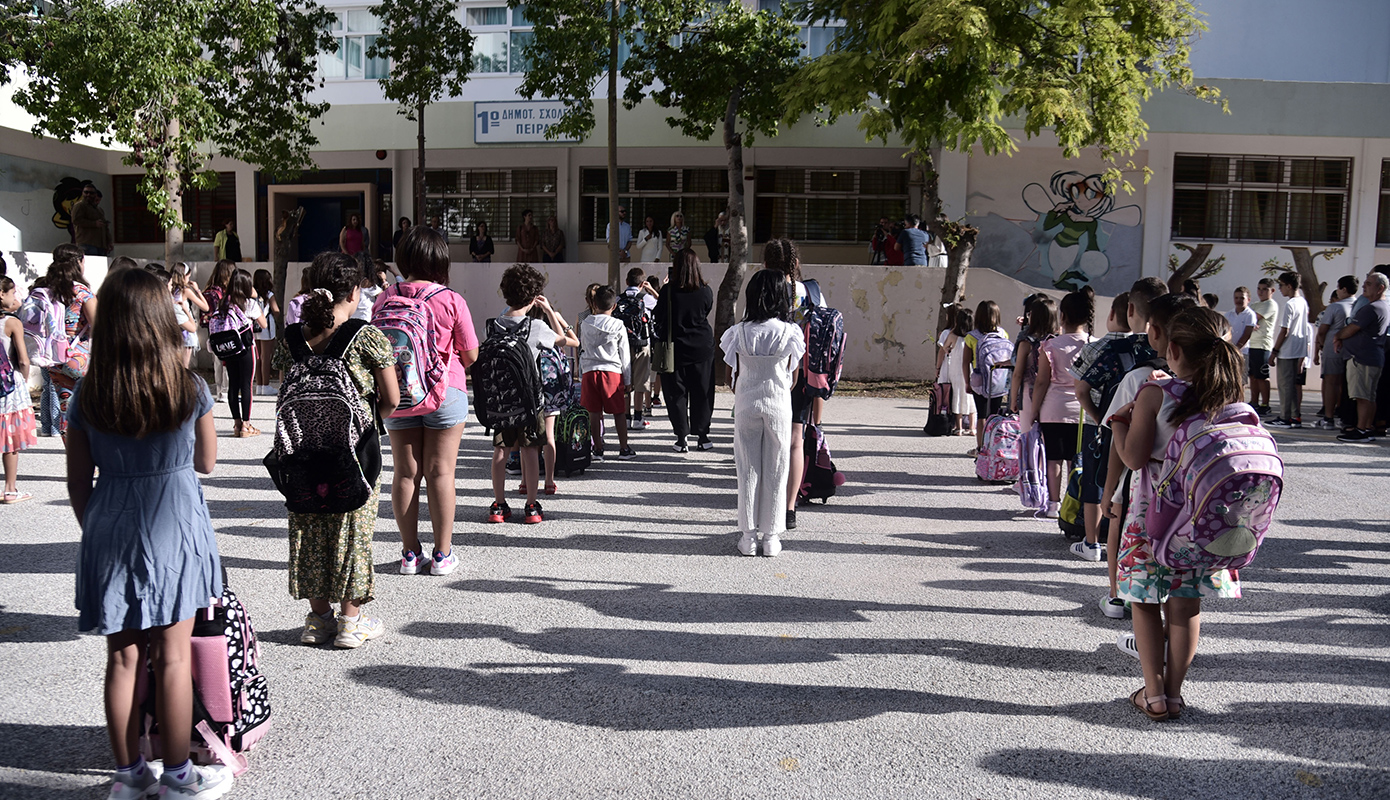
1145, 382, 1283, 572
970, 332, 1013, 398
1016, 422, 1048, 511
372, 283, 449, 417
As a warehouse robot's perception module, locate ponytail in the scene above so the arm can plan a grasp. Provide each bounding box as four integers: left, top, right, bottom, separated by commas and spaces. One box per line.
1060, 289, 1094, 333
1167, 307, 1244, 424
301, 251, 363, 335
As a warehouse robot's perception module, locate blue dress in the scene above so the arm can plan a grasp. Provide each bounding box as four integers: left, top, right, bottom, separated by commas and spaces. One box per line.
72, 378, 222, 635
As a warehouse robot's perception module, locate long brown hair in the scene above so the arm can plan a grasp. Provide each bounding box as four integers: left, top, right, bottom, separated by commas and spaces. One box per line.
1167, 307, 1243, 425
762, 238, 801, 282
206, 259, 236, 292
974, 300, 1000, 333
35, 256, 87, 306
78, 269, 199, 437
672, 248, 707, 291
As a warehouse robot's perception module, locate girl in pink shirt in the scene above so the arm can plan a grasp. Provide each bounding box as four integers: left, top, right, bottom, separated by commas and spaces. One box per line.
1029, 289, 1094, 516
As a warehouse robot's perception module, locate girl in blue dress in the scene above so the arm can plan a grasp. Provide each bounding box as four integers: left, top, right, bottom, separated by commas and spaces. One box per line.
67, 268, 232, 799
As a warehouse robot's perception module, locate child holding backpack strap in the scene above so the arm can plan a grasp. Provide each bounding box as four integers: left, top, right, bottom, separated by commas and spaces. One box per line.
67, 269, 233, 799
967, 300, 1012, 456
1108, 307, 1242, 722
273, 253, 400, 649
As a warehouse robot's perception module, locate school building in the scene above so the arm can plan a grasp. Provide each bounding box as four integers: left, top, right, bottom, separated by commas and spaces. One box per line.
2, 0, 1389, 378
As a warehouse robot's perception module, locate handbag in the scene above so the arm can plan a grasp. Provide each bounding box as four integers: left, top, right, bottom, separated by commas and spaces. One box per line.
650, 288, 676, 374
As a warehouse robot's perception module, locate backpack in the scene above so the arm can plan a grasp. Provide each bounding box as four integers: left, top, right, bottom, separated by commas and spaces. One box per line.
263, 321, 381, 514
975, 410, 1021, 482
553, 403, 592, 477
1146, 384, 1283, 572
799, 423, 844, 504
970, 332, 1014, 398
923, 383, 952, 436
1016, 422, 1048, 512
18, 287, 67, 368
801, 280, 846, 400
1058, 464, 1088, 541
537, 343, 573, 415
208, 302, 253, 360
614, 290, 653, 348
139, 577, 270, 775
473, 317, 543, 431
372, 283, 449, 417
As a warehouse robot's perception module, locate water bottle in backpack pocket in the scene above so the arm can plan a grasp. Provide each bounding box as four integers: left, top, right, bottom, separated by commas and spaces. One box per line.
372, 283, 449, 416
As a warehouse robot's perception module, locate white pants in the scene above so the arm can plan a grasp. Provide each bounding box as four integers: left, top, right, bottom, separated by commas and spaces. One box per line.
733, 397, 792, 536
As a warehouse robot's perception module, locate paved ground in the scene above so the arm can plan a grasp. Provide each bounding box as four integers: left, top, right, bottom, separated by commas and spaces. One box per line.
1, 394, 1387, 799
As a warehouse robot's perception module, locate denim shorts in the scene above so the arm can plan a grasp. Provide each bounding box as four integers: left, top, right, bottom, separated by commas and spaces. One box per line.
384, 386, 470, 430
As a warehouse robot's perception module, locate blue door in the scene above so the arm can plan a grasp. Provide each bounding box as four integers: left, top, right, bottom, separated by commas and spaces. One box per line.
297, 197, 343, 260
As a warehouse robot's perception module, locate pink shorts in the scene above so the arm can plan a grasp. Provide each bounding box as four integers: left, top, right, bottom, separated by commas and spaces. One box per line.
581, 371, 626, 415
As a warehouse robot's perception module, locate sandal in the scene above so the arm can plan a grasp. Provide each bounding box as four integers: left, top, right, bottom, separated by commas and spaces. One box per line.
515, 484, 529, 495
1130, 688, 1168, 721
1167, 694, 1185, 720
544, 483, 558, 495
2, 490, 32, 504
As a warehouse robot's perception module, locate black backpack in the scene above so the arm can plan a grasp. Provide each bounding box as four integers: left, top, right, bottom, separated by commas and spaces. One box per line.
614, 291, 653, 347
263, 321, 381, 514
473, 317, 543, 431
798, 423, 843, 504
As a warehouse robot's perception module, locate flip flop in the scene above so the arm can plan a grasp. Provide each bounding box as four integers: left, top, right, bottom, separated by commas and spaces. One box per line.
2, 491, 32, 504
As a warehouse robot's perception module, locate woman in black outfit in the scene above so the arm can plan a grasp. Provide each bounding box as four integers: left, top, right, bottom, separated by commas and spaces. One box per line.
654, 248, 716, 452
470, 221, 495, 263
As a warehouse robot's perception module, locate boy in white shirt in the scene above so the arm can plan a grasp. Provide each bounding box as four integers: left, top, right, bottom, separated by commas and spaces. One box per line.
1247, 278, 1279, 414
580, 286, 634, 460
1270, 271, 1312, 427
1225, 286, 1258, 356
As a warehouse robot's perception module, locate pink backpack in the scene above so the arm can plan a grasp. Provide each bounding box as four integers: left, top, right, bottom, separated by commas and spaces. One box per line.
976, 411, 1021, 482
1145, 383, 1283, 572
372, 283, 449, 417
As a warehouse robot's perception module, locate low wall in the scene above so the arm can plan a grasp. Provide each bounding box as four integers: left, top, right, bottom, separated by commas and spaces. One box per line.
0, 252, 1093, 381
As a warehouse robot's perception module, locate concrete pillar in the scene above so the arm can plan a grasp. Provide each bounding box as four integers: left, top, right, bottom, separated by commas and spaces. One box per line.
1141, 135, 1176, 279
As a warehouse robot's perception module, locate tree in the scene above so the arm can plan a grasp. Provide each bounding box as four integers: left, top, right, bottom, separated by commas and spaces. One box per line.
513, 0, 700, 287
367, 0, 474, 225
9, 0, 336, 265
624, 2, 802, 347
784, 0, 1220, 331
1166, 243, 1227, 295
1260, 246, 1344, 320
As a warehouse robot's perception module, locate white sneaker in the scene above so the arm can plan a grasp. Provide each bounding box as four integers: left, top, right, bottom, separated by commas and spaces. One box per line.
761, 533, 782, 557
1044, 501, 1060, 518
108, 761, 162, 799
334, 614, 384, 649
1100, 595, 1127, 619
429, 550, 459, 576
399, 550, 427, 575
1117, 632, 1141, 660
737, 532, 758, 556
299, 611, 335, 645
159, 764, 234, 799
1070, 540, 1105, 562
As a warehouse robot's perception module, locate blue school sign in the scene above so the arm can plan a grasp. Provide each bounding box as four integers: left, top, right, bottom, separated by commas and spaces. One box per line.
474, 101, 579, 144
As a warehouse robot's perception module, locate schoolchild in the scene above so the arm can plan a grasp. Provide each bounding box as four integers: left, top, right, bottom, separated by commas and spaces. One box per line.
201, 259, 235, 402
1269, 271, 1311, 428
216, 270, 268, 437
620, 267, 659, 429
1029, 290, 1094, 517
934, 305, 975, 435
274, 252, 400, 648
34, 252, 97, 435
1246, 278, 1279, 414
0, 276, 36, 502
966, 299, 1010, 455
68, 268, 233, 799
721, 269, 806, 557
517, 302, 578, 495
1108, 307, 1243, 720
170, 263, 207, 367
580, 285, 634, 461
488, 263, 568, 525
1013, 296, 1058, 429
252, 269, 281, 395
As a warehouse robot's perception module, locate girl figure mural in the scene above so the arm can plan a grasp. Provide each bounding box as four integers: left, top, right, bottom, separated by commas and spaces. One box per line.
1022, 171, 1142, 292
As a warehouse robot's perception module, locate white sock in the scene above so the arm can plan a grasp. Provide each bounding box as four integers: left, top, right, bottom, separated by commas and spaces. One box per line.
342, 613, 360, 623
115, 756, 147, 781
166, 759, 194, 784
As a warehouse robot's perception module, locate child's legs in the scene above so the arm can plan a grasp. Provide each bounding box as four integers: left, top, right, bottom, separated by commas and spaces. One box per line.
39, 369, 59, 434
146, 618, 196, 766
760, 409, 790, 534
213, 351, 227, 398
311, 597, 364, 617
3, 451, 16, 493
421, 424, 465, 554
225, 352, 254, 421
104, 630, 147, 766
520, 445, 540, 503
1323, 371, 1342, 418
1046, 460, 1063, 503
732, 410, 762, 534
256, 340, 275, 386
613, 408, 628, 448
543, 415, 557, 486
491, 445, 509, 504
1129, 603, 1168, 710
387, 427, 426, 554
1163, 597, 1203, 699
786, 421, 805, 511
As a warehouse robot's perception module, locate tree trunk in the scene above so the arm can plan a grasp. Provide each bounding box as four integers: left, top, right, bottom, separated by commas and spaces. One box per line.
606, 0, 621, 289
1282, 246, 1328, 320
163, 116, 185, 265
416, 102, 427, 228
713, 87, 746, 374
1168, 243, 1213, 295
272, 208, 303, 336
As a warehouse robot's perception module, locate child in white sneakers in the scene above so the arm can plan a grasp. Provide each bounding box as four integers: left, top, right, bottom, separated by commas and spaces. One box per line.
580, 286, 634, 460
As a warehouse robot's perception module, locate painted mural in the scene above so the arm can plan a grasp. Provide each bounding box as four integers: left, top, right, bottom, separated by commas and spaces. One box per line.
969, 158, 1146, 297
51, 176, 85, 236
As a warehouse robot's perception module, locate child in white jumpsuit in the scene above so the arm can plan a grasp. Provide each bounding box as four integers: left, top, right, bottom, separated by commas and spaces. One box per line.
720, 270, 806, 557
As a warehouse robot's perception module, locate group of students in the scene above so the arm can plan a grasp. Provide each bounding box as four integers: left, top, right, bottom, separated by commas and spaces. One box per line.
62, 226, 839, 798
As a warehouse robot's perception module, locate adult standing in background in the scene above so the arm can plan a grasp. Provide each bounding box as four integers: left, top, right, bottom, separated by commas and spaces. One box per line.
214, 219, 242, 262
703, 217, 721, 264
1269, 271, 1310, 428
896, 214, 930, 266
70, 183, 112, 257
869, 217, 892, 265
339, 213, 369, 258
606, 205, 633, 262
1336, 272, 1390, 442
1314, 275, 1358, 430
654, 249, 716, 453
515, 209, 541, 262
429, 215, 449, 243
470, 221, 495, 263
666, 211, 690, 260
392, 217, 412, 255
633, 215, 664, 262
541, 216, 566, 263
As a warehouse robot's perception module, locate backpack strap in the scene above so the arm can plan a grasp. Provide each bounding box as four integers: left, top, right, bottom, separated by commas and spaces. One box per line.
324, 318, 370, 360
285, 323, 314, 363
804, 278, 824, 308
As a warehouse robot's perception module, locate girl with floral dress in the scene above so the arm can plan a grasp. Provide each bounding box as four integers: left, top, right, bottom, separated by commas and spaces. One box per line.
1108, 307, 1243, 722
273, 252, 399, 649
0, 277, 36, 502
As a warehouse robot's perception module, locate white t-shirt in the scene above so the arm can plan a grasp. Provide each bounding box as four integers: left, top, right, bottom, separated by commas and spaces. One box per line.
1101, 365, 1169, 429
1224, 307, 1257, 352
1276, 295, 1311, 362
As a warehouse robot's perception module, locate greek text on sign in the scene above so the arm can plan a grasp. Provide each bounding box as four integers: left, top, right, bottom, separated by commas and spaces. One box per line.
474, 101, 579, 144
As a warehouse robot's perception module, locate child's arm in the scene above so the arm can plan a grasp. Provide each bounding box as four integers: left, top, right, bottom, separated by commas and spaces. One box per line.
1111, 386, 1162, 471
184, 285, 209, 313
66, 427, 95, 523
1102, 434, 1124, 519
5, 317, 27, 381
268, 294, 281, 315
619, 329, 631, 389
194, 409, 217, 474
178, 301, 198, 333
1075, 378, 1101, 422
1007, 340, 1030, 410
934, 332, 953, 377
374, 364, 401, 419
1028, 348, 1051, 427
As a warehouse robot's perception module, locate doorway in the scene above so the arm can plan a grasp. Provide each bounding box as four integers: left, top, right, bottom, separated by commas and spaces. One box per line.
296, 195, 364, 261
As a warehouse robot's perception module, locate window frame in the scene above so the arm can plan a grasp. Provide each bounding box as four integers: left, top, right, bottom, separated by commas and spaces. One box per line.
113, 172, 237, 244
1170, 152, 1352, 245
753, 168, 909, 244
318, 9, 388, 82
421, 168, 558, 243
577, 167, 732, 243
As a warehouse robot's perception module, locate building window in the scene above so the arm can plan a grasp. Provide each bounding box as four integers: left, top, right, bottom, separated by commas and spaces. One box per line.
113, 173, 237, 244
422, 168, 557, 242
319, 10, 388, 81
757, 0, 843, 56
463, 3, 533, 74
578, 168, 731, 243
1376, 161, 1390, 246
754, 169, 908, 243
1171, 153, 1351, 244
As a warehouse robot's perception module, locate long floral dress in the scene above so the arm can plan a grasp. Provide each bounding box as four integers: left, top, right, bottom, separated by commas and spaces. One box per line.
272, 323, 393, 604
